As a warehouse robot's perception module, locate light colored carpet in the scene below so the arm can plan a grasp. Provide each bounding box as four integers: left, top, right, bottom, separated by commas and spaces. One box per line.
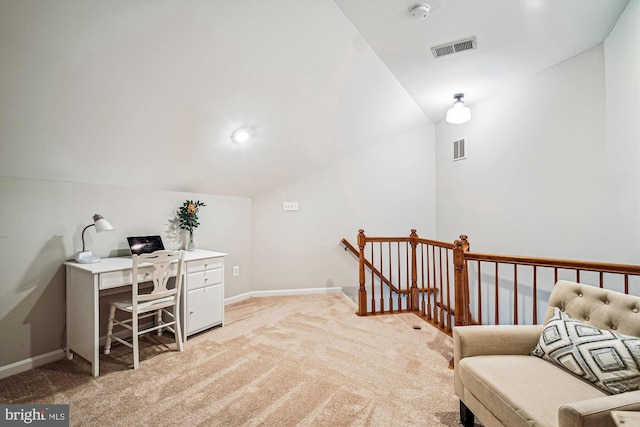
0, 293, 460, 426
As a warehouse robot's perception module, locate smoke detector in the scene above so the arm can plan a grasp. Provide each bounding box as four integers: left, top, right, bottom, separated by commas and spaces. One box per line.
410, 3, 430, 20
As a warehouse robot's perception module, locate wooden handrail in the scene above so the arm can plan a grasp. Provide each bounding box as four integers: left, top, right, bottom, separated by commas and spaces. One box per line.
358, 236, 412, 243
341, 238, 401, 294
463, 252, 640, 274
340, 237, 358, 254
415, 237, 456, 250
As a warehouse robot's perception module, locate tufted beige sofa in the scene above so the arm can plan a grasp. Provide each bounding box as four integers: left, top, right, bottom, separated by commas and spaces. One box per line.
453, 280, 640, 427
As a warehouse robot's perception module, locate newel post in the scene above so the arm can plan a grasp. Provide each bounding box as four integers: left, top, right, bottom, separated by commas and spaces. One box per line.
409, 229, 419, 312
357, 229, 367, 316
453, 235, 471, 326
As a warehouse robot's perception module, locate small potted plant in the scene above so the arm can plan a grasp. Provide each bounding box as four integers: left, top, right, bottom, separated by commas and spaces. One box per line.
177, 200, 205, 250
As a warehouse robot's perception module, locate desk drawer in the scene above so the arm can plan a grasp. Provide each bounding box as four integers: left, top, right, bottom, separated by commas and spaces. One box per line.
99, 265, 176, 290
187, 267, 223, 291
187, 258, 223, 274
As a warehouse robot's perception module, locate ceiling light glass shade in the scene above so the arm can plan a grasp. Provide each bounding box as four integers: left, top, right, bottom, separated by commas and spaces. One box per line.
231, 128, 252, 143
446, 93, 471, 124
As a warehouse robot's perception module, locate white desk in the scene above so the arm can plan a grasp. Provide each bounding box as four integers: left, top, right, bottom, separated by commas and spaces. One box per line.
65, 249, 227, 377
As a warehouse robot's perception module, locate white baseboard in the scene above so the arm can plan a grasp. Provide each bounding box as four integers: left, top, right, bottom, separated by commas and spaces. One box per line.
0, 349, 66, 379
0, 321, 156, 380
339, 292, 358, 308
1, 287, 345, 379
224, 287, 344, 305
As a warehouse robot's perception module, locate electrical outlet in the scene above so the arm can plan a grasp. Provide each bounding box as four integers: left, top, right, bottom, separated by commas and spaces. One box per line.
282, 201, 298, 211
233, 265, 240, 276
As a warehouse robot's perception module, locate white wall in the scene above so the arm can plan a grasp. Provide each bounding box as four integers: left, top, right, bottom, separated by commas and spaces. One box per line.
436, 40, 638, 264
0, 176, 251, 367
252, 123, 436, 301
434, 0, 640, 323
604, 0, 640, 265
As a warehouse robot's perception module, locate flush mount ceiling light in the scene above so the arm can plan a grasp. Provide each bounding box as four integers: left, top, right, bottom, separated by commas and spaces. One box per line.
410, 3, 430, 19
231, 128, 252, 144
446, 93, 471, 124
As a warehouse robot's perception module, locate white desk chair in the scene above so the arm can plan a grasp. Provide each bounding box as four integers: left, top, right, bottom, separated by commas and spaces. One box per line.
104, 250, 185, 369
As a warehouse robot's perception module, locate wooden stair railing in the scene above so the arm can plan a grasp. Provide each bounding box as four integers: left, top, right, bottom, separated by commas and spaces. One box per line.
460, 252, 640, 327
342, 237, 438, 297
343, 229, 468, 334
344, 229, 639, 335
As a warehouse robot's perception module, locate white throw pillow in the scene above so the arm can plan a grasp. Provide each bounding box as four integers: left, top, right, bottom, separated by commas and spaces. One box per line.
531, 307, 640, 394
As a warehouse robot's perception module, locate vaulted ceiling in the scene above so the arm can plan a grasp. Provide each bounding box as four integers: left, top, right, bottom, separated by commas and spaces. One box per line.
335, 0, 629, 121
0, 0, 629, 197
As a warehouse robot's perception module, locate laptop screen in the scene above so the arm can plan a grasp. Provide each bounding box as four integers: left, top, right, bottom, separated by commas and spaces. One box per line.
127, 235, 165, 255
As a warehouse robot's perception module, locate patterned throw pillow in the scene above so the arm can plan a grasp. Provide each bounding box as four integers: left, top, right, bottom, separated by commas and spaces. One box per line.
531, 307, 640, 394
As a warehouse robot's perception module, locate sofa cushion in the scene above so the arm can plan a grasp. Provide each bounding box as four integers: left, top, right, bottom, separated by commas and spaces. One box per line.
532, 307, 640, 394
458, 355, 605, 427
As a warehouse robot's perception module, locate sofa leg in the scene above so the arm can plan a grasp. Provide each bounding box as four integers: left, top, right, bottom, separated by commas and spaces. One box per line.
460, 401, 475, 427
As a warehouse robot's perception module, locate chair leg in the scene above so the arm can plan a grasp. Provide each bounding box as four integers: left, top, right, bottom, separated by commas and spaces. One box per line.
132, 312, 139, 370
104, 305, 116, 355
460, 401, 475, 427
174, 306, 184, 352
156, 309, 163, 336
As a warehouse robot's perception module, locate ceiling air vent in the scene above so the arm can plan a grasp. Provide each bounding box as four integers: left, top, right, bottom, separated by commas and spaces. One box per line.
453, 138, 466, 161
431, 36, 477, 59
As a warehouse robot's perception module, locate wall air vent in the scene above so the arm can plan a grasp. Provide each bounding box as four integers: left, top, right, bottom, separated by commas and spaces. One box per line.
431, 36, 477, 59
453, 138, 466, 161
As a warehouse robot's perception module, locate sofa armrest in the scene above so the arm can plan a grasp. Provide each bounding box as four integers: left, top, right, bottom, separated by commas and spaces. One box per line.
558, 390, 640, 427
453, 324, 544, 360
453, 325, 544, 399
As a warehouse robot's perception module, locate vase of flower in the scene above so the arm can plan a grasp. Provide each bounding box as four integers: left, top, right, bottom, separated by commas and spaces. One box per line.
187, 230, 195, 251
177, 200, 206, 251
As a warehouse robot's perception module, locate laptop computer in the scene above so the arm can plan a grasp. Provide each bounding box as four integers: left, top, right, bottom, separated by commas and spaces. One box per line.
126, 235, 165, 255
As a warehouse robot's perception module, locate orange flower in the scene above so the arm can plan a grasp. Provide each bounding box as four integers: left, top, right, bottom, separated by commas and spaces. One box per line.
187, 204, 196, 213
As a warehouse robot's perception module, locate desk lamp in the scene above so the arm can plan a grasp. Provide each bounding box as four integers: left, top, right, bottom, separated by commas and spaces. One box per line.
75, 214, 114, 263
